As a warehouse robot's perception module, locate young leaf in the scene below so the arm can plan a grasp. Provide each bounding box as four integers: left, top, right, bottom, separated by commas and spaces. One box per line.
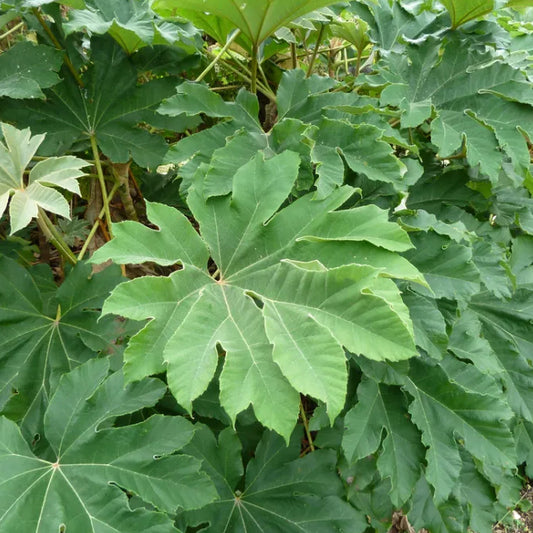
180, 425, 368, 532
93, 151, 418, 438
0, 123, 87, 234
0, 358, 216, 532
0, 42, 62, 99
0, 258, 123, 446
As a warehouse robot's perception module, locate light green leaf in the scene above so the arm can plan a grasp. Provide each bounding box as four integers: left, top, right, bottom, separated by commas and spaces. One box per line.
96, 151, 417, 438
0, 123, 87, 234
180, 426, 368, 532
91, 201, 209, 266
153, 0, 341, 46
64, 0, 155, 53
0, 42, 62, 99
0, 358, 216, 532
343, 378, 425, 506
440, 0, 494, 28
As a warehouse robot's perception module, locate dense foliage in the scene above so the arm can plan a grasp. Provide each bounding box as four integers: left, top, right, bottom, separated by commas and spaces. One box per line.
0, 0, 532, 531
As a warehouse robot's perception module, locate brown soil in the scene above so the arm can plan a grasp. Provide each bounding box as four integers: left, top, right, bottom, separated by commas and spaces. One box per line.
493, 484, 533, 533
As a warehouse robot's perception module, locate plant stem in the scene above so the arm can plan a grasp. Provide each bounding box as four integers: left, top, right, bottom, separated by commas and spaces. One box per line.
77, 182, 120, 261
306, 24, 325, 78
0, 21, 24, 40
32, 8, 84, 88
250, 43, 259, 94
299, 399, 315, 452
290, 42, 297, 69
354, 49, 363, 77
196, 30, 241, 83
90, 135, 113, 237
213, 54, 275, 100
37, 207, 77, 265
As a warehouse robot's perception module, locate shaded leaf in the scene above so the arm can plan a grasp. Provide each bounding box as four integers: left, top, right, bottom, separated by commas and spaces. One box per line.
0, 42, 62, 99
0, 259, 123, 447
180, 425, 367, 532
405, 357, 516, 503
0, 358, 216, 532
1, 37, 177, 167
343, 378, 424, 506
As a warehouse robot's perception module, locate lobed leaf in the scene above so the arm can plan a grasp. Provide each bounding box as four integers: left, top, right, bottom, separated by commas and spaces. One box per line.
95, 151, 419, 438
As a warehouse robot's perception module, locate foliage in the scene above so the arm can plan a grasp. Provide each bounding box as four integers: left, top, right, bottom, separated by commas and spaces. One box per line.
0, 0, 532, 531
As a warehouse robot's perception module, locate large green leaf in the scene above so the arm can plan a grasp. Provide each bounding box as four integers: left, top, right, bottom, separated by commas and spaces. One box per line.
0, 37, 177, 167
0, 258, 123, 447
152, 0, 340, 46
343, 378, 425, 506
179, 425, 367, 532
0, 122, 88, 234
0, 42, 62, 99
0, 358, 216, 532
404, 357, 516, 503
379, 38, 533, 182
92, 151, 418, 438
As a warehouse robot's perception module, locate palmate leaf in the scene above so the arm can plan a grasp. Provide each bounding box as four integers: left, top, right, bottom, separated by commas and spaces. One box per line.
0, 358, 217, 532
379, 38, 533, 182
0, 36, 178, 168
0, 258, 123, 448
152, 0, 340, 47
349, 0, 442, 52
0, 42, 62, 99
179, 425, 367, 533
92, 151, 419, 438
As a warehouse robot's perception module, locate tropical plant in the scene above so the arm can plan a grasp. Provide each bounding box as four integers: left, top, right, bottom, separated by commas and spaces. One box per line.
0, 0, 532, 532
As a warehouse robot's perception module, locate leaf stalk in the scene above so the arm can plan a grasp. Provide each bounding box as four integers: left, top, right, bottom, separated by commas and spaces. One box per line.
90, 135, 113, 237
37, 207, 77, 265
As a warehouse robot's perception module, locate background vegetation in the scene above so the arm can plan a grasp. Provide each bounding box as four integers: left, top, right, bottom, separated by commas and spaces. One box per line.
0, 0, 532, 531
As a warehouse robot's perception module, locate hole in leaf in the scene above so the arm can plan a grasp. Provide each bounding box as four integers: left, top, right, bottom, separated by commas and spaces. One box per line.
245, 291, 264, 309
